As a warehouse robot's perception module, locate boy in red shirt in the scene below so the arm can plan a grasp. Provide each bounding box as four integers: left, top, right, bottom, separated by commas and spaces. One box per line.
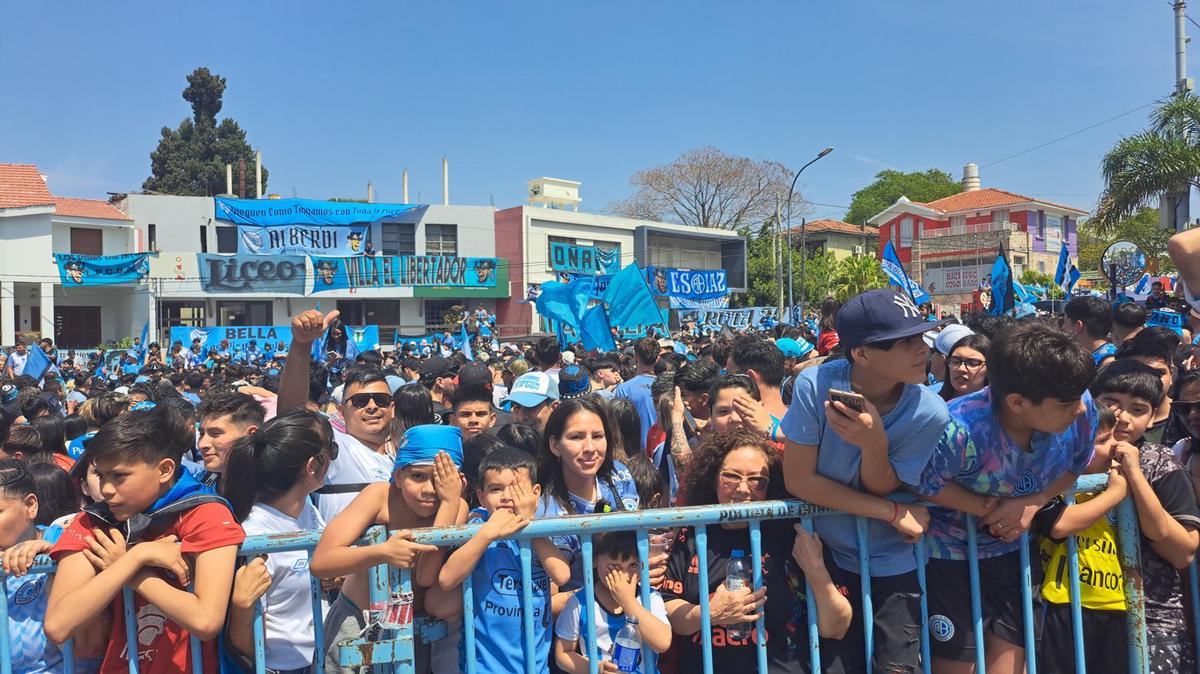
44, 405, 245, 674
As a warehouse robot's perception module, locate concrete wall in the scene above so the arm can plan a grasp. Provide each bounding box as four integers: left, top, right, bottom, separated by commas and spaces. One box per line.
0, 211, 54, 280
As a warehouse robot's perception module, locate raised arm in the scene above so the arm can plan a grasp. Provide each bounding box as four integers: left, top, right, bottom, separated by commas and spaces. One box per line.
277, 309, 338, 413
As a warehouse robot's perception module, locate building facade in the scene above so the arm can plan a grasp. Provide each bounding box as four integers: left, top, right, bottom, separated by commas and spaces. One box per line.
787, 219, 879, 259
868, 163, 1087, 311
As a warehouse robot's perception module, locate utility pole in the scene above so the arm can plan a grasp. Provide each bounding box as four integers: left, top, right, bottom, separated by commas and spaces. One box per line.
1177, 2, 1193, 94
776, 195, 785, 316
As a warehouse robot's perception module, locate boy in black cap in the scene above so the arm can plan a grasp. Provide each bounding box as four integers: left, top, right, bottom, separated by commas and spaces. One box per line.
780, 288, 950, 673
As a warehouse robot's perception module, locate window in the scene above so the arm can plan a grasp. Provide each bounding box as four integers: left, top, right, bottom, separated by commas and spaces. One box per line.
899, 217, 914, 247
1037, 261, 1046, 273
216, 227, 238, 254
70, 228, 103, 255
950, 215, 966, 232
425, 224, 458, 256
1044, 214, 1062, 245
992, 209, 1010, 227
423, 300, 459, 329
381, 222, 416, 256
216, 301, 271, 326
200, 225, 208, 253
1037, 211, 1046, 239
162, 301, 207, 331
148, 224, 157, 251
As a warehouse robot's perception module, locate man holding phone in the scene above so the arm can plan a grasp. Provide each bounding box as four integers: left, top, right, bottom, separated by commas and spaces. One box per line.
779, 288, 951, 673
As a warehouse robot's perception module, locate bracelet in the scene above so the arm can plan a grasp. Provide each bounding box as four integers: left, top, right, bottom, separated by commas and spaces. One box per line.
768, 419, 781, 443
889, 501, 900, 525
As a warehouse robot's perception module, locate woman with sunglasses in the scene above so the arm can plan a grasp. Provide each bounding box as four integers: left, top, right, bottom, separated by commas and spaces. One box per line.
938, 334, 991, 402
1168, 370, 1200, 501
221, 409, 338, 674
662, 427, 852, 674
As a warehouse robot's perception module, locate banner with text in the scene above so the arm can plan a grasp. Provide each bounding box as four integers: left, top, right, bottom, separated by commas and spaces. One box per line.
54, 253, 150, 286
550, 242, 621, 274
647, 267, 729, 301
676, 306, 785, 330
237, 223, 369, 256
214, 197, 419, 227
198, 254, 309, 294
171, 325, 379, 354
311, 255, 499, 292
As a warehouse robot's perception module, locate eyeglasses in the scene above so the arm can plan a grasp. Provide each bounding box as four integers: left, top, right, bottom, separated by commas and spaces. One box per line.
346, 393, 393, 409
949, 357, 986, 370
1174, 400, 1200, 416
718, 471, 769, 492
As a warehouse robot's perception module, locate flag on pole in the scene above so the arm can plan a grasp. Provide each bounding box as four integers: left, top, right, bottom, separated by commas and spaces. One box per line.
880, 241, 931, 304
459, 321, 474, 361
579, 305, 617, 352
989, 245, 1015, 316
23, 346, 53, 382
1065, 265, 1081, 296
535, 281, 589, 328
1053, 242, 1070, 290
602, 263, 666, 331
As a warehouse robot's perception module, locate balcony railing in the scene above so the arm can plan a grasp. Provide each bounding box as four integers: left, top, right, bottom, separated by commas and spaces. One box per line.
921, 221, 1016, 239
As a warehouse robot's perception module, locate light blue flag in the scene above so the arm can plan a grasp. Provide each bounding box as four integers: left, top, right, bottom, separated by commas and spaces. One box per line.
1054, 242, 1070, 289
880, 241, 931, 304
459, 321, 474, 361
580, 304, 617, 352
990, 245, 1015, 316
1065, 265, 1081, 295
602, 263, 666, 331
23, 345, 53, 381
535, 280, 590, 328
140, 321, 149, 349
1133, 274, 1151, 295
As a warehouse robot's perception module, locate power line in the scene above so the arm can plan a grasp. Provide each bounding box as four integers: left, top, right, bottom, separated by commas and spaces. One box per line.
981, 97, 1162, 169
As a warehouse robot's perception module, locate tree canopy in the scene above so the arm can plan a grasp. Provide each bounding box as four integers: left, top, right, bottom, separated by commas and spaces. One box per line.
1078, 206, 1174, 276
844, 169, 962, 226
609, 147, 796, 229
143, 67, 267, 197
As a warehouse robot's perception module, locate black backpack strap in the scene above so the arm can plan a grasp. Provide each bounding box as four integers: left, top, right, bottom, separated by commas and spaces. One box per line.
315, 483, 371, 495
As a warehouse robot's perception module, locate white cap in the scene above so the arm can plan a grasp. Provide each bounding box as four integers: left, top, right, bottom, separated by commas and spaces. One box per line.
925, 324, 975, 356
561, 351, 576, 364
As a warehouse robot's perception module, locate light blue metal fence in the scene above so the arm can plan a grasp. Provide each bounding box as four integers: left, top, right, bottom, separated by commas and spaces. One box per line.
0, 474, 1179, 674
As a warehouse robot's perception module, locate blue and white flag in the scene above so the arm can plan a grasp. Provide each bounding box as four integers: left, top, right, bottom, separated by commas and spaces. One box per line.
880, 241, 931, 304
1065, 265, 1081, 296
1053, 242, 1070, 289
989, 245, 1015, 316
459, 322, 474, 361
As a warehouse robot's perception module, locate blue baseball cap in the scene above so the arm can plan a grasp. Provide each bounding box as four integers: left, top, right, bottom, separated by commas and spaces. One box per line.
503, 372, 559, 408
837, 289, 950, 350
775, 337, 814, 359
558, 364, 592, 400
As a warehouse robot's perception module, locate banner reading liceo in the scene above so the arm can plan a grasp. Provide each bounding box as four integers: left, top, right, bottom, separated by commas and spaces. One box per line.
54, 253, 151, 286
214, 197, 421, 256
310, 255, 499, 292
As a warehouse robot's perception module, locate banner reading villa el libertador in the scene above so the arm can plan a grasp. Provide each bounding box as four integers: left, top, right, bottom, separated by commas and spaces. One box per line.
310, 255, 499, 292
213, 197, 421, 256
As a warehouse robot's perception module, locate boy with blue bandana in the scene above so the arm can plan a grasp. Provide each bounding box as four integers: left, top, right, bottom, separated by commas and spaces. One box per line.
916, 323, 1098, 674
430, 447, 570, 674
311, 424, 468, 674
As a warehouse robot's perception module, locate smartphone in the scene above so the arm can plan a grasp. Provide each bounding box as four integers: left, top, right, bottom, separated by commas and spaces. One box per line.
828, 389, 866, 413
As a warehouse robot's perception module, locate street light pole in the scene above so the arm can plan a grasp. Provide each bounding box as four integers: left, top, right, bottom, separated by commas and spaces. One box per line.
787, 147, 834, 318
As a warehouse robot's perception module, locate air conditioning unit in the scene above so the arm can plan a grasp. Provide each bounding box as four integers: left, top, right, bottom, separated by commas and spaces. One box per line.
853, 245, 864, 255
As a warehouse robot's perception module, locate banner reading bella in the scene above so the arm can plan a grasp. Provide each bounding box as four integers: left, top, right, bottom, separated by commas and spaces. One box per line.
54, 253, 151, 286
214, 197, 421, 256
171, 325, 379, 354
310, 255, 498, 292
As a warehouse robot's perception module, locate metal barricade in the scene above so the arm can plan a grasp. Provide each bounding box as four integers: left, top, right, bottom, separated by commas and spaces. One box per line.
0, 474, 1177, 674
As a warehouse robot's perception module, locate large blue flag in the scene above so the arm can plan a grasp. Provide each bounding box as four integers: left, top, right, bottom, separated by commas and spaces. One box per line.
989, 245, 1015, 316
880, 241, 931, 305
579, 304, 617, 352
1053, 242, 1070, 289
603, 263, 666, 331
535, 280, 590, 328
23, 345, 53, 381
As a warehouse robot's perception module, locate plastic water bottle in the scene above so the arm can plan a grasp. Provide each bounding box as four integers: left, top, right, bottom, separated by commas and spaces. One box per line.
610, 616, 642, 672
725, 549, 751, 641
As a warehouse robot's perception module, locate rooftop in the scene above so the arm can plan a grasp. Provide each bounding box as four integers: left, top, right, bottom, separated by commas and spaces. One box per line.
914, 188, 1086, 215
53, 197, 132, 221
789, 218, 879, 236
0, 163, 55, 209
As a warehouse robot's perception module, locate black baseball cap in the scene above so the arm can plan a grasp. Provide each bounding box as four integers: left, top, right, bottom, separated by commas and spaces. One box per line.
458, 362, 492, 388
419, 356, 458, 380
558, 364, 592, 400
836, 289, 949, 350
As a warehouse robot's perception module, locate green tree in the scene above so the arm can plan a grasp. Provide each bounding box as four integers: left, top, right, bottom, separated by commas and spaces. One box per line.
845, 169, 962, 226
144, 68, 268, 196
831, 254, 888, 301
1093, 94, 1200, 233
1018, 269, 1064, 299
738, 222, 840, 308
1077, 207, 1174, 277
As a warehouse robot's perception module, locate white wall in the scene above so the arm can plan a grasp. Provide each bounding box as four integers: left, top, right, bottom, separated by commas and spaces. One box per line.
0, 212, 54, 280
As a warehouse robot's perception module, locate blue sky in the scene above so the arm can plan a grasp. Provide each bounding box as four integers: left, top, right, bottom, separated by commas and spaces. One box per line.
0, 1, 1186, 222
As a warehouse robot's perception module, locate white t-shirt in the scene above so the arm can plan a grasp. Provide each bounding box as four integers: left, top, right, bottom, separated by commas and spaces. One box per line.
554, 591, 668, 668
317, 427, 394, 523
8, 352, 27, 376
242, 502, 326, 670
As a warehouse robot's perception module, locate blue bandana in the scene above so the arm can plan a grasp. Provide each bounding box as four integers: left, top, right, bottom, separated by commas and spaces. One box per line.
394, 425, 463, 473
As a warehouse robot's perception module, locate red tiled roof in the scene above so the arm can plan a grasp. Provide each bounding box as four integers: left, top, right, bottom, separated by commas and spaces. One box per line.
792, 219, 879, 236
915, 188, 1085, 215
53, 197, 131, 221
0, 163, 54, 209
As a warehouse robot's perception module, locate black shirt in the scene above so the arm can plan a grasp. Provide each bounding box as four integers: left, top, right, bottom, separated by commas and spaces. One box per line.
661, 523, 807, 674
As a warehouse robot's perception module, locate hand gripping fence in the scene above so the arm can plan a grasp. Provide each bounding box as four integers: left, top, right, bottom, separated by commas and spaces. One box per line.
0, 474, 1168, 674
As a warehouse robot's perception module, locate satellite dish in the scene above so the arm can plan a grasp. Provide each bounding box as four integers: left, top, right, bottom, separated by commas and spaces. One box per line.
1100, 240, 1147, 287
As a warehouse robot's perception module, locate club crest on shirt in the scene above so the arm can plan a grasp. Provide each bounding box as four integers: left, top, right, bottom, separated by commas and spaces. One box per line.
13, 577, 42, 605
1012, 470, 1039, 497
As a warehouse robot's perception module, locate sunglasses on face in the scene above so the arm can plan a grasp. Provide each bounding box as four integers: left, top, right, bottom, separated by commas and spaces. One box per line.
1174, 400, 1200, 416
346, 393, 393, 409
718, 471, 769, 492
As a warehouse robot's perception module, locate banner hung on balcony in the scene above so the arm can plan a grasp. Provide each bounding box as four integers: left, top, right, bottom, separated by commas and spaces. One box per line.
310, 255, 499, 292
54, 253, 151, 286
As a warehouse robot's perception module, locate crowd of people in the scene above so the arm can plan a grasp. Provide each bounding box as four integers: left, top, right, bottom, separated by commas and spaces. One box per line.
1, 279, 1200, 674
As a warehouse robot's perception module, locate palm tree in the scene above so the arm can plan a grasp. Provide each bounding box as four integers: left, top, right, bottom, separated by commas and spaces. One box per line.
831, 254, 888, 301
1093, 94, 1200, 234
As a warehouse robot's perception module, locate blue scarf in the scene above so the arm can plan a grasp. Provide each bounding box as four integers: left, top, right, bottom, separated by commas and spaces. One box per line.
83, 469, 225, 543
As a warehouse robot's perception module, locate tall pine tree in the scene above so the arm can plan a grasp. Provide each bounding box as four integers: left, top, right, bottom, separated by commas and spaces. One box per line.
143, 68, 267, 196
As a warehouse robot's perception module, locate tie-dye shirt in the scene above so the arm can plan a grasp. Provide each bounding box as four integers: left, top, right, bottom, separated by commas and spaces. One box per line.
916, 387, 1098, 560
